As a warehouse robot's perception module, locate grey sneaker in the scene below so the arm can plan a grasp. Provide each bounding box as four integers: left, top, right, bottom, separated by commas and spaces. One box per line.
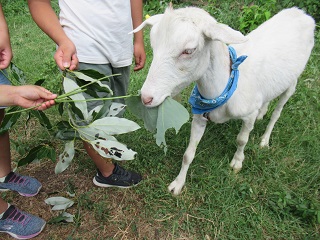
0, 205, 46, 239
93, 163, 142, 188
0, 172, 42, 197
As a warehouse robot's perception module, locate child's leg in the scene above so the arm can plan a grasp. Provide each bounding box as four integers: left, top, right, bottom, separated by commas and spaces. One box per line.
83, 141, 114, 177
76, 63, 141, 187
0, 107, 42, 197
0, 109, 11, 178
78, 63, 120, 178
0, 71, 12, 178
0, 198, 8, 215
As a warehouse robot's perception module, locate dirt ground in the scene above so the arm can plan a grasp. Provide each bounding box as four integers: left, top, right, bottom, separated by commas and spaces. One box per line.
1, 159, 164, 240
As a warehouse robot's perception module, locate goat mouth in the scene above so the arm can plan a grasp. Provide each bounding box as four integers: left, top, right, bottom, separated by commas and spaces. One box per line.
143, 94, 170, 108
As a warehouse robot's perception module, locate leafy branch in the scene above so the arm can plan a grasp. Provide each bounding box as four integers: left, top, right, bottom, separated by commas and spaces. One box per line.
1, 63, 190, 175
5, 70, 132, 115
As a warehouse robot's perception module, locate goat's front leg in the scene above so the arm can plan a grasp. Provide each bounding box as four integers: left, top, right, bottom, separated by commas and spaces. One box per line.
230, 112, 258, 172
168, 114, 207, 195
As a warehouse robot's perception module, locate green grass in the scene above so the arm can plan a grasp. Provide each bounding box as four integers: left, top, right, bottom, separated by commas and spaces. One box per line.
1, 0, 320, 239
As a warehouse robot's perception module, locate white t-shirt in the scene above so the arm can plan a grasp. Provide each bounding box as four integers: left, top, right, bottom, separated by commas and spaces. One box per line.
59, 0, 133, 67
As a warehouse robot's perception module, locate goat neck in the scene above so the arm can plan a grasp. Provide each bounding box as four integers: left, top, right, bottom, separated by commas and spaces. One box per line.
196, 41, 231, 100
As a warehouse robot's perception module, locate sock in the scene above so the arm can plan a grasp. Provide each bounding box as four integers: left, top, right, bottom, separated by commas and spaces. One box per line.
0, 203, 10, 219
0, 172, 11, 182
0, 175, 7, 182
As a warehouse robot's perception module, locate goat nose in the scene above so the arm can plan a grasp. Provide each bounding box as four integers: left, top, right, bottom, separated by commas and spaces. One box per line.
141, 95, 153, 105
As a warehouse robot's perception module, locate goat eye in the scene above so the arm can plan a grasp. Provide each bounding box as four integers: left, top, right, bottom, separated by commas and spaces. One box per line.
182, 48, 195, 55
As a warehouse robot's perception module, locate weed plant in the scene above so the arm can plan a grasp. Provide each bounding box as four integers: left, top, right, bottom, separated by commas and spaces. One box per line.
1, 0, 319, 239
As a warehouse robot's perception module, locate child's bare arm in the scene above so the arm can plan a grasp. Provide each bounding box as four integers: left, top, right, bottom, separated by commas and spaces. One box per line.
28, 0, 78, 70
130, 0, 146, 71
0, 5, 12, 69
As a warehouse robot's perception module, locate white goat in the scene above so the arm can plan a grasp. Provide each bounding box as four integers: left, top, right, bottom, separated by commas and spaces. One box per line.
133, 6, 315, 195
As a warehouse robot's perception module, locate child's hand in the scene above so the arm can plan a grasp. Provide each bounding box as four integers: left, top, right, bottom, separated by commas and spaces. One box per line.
54, 39, 78, 71
133, 42, 146, 71
0, 85, 57, 110
0, 41, 12, 69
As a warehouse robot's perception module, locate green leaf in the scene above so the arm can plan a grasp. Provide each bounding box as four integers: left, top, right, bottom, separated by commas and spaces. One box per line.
45, 196, 73, 205
82, 116, 140, 136
126, 97, 189, 152
76, 127, 98, 141
55, 141, 75, 174
88, 102, 125, 126
55, 121, 79, 140
17, 145, 56, 167
75, 78, 110, 98
76, 117, 140, 142
55, 129, 79, 140
0, 107, 21, 134
63, 77, 89, 120
77, 69, 106, 80
52, 203, 74, 211
89, 105, 102, 121
45, 196, 74, 210
68, 101, 85, 121
61, 212, 74, 223
10, 62, 27, 85
125, 96, 158, 132
156, 98, 189, 152
71, 70, 113, 95
47, 215, 68, 224
90, 139, 137, 160
30, 110, 53, 130
57, 120, 72, 130
47, 212, 74, 224
89, 102, 111, 121
58, 102, 64, 116
107, 102, 126, 117
47, 148, 56, 162
34, 79, 45, 86
58, 88, 65, 116
265, 11, 271, 20
76, 126, 116, 142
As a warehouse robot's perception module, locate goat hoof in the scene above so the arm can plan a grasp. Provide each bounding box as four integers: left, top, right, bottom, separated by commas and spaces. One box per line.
260, 139, 269, 148
233, 168, 241, 174
168, 180, 184, 195
230, 159, 242, 172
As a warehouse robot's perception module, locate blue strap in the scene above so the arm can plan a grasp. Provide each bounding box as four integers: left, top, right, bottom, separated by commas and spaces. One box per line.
189, 46, 247, 114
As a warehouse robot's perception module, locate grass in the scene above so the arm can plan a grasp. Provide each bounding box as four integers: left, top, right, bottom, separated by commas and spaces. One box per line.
1, 0, 320, 239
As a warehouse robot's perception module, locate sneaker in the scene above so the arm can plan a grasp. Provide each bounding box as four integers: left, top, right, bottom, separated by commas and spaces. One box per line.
93, 163, 142, 188
0, 205, 46, 239
0, 172, 42, 197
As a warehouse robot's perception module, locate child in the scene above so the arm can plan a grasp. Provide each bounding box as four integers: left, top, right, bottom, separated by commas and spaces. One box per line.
28, 0, 146, 188
0, 4, 57, 239
0, 82, 57, 240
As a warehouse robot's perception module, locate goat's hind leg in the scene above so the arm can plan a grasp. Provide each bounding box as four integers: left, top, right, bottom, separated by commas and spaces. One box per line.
257, 102, 269, 120
168, 115, 207, 195
260, 84, 297, 147
230, 112, 258, 172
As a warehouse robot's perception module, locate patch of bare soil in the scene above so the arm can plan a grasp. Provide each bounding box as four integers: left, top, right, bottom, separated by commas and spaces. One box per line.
1, 159, 168, 240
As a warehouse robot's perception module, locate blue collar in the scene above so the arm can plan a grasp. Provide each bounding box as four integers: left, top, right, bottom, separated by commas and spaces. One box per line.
189, 46, 247, 115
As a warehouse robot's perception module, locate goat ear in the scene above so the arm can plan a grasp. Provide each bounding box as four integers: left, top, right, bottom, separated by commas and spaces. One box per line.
204, 23, 248, 44
129, 14, 164, 34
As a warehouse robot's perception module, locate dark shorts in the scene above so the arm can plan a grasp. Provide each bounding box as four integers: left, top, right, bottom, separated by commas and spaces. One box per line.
78, 63, 130, 102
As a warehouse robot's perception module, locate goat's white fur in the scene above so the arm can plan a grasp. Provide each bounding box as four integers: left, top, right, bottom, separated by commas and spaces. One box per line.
134, 7, 315, 195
